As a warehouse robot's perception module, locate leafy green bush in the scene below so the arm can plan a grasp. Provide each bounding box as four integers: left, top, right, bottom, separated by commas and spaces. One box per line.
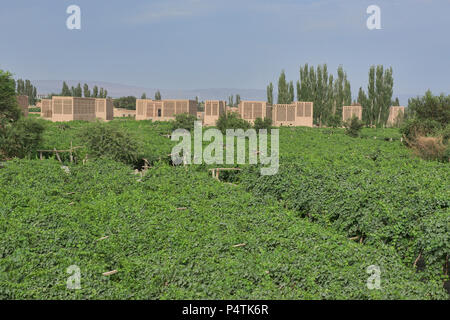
327, 114, 342, 128
77, 122, 139, 165
0, 118, 44, 160
344, 116, 364, 137
400, 119, 442, 141
171, 113, 197, 132
253, 117, 272, 131
0, 70, 21, 125
216, 112, 251, 134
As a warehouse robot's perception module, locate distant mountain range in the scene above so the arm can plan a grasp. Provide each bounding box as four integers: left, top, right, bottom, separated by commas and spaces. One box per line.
33, 80, 267, 101
33, 80, 418, 105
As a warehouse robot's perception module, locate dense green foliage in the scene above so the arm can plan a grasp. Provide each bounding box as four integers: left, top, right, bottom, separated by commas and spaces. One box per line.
0, 118, 44, 159
0, 70, 21, 125
172, 113, 198, 132
358, 66, 395, 126
239, 127, 449, 284
0, 159, 447, 299
113, 96, 136, 110
0, 70, 44, 160
408, 90, 450, 125
0, 117, 448, 299
344, 116, 364, 137
216, 112, 252, 134
253, 117, 272, 132
35, 120, 174, 165
15, 79, 37, 105
77, 122, 140, 165
401, 91, 450, 161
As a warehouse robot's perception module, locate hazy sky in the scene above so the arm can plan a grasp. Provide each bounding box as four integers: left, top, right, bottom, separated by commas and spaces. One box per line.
1, 0, 449, 100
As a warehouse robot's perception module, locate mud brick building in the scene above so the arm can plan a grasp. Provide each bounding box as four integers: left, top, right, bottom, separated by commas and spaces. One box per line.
51, 97, 96, 122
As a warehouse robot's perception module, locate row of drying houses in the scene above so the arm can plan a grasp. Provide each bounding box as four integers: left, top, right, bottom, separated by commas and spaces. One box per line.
16, 95, 405, 127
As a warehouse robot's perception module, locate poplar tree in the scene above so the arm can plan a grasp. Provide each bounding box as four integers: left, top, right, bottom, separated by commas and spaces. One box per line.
83, 84, 91, 97
288, 81, 294, 103
267, 83, 273, 105
141, 93, 147, 99
92, 86, 99, 98
155, 90, 162, 100
61, 82, 71, 96
277, 70, 289, 104
367, 66, 376, 126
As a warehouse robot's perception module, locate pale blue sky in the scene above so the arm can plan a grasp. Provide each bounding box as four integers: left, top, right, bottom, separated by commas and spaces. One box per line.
1, 0, 449, 102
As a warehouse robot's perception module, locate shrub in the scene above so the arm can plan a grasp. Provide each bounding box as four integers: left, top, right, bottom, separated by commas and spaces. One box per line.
172, 113, 197, 132
0, 70, 21, 125
78, 122, 139, 165
344, 116, 364, 137
327, 114, 342, 128
216, 112, 251, 134
0, 118, 44, 159
400, 119, 442, 142
253, 117, 272, 131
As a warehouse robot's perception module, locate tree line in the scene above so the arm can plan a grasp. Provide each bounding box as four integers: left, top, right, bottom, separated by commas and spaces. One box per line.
268, 64, 398, 127
60, 81, 108, 98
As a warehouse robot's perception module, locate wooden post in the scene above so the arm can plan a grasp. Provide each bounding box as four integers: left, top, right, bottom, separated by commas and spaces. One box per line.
69, 141, 73, 163
54, 148, 62, 163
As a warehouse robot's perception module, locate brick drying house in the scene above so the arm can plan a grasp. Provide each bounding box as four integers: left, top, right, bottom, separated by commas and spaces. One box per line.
136, 99, 197, 121
40, 99, 52, 119
204, 100, 226, 126
16, 95, 29, 117
95, 98, 114, 121
342, 105, 363, 122
238, 101, 271, 124
113, 108, 135, 118
51, 97, 96, 122
271, 102, 313, 127
387, 106, 405, 127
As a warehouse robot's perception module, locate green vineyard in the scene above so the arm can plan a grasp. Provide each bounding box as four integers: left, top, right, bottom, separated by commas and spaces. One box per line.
0, 120, 448, 299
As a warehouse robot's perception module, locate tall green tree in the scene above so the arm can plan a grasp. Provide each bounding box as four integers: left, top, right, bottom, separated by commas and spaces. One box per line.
367, 66, 376, 126
228, 95, 234, 107
235, 94, 241, 107
288, 81, 294, 103
267, 82, 274, 105
61, 81, 71, 96
277, 70, 289, 104
141, 93, 147, 99
381, 67, 394, 124
92, 85, 99, 98
155, 90, 162, 100
83, 84, 91, 97
74, 83, 82, 97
